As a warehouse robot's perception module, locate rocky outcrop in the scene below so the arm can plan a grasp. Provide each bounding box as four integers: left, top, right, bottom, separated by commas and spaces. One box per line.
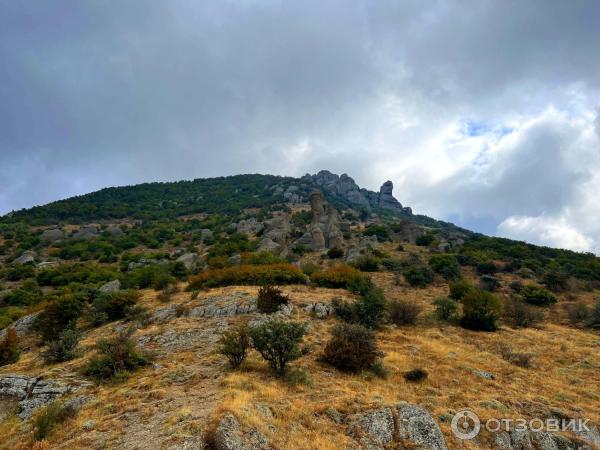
377, 181, 402, 211
347, 407, 395, 447
41, 228, 64, 243
13, 250, 36, 265
0, 311, 41, 340
303, 302, 333, 319
211, 413, 271, 450
0, 374, 70, 419
396, 402, 447, 450
394, 220, 423, 244
294, 190, 344, 251
176, 252, 198, 270
99, 279, 121, 294
258, 213, 291, 254
235, 218, 264, 235
73, 225, 99, 240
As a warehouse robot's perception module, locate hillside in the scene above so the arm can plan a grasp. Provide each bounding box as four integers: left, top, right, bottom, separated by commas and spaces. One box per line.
0, 171, 599, 450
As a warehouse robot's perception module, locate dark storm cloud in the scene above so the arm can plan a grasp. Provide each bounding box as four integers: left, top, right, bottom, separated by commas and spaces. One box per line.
1, 0, 599, 250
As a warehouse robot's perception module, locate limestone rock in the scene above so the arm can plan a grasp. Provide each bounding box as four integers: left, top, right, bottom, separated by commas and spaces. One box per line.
99, 279, 121, 294
396, 402, 447, 450
73, 225, 99, 240
236, 218, 264, 235
211, 413, 271, 450
41, 228, 64, 243
13, 250, 36, 265
0, 375, 70, 420
0, 311, 41, 340
304, 303, 333, 319
176, 252, 198, 270
378, 181, 402, 211
347, 407, 395, 446
201, 229, 214, 242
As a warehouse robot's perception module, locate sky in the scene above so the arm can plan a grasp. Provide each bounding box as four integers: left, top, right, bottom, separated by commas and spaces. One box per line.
1, 0, 599, 253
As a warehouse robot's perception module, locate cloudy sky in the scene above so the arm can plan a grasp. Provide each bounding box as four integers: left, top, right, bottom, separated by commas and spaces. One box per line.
1, 1, 599, 252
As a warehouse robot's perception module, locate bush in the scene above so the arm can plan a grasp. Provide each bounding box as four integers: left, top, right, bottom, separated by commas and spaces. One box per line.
249, 320, 306, 376
503, 297, 544, 328
363, 225, 390, 242
566, 301, 590, 326
82, 328, 150, 381
428, 254, 461, 280
218, 325, 250, 368
333, 286, 383, 325
188, 264, 306, 289
257, 285, 289, 314
326, 247, 344, 259
241, 251, 285, 265
499, 343, 533, 368
323, 323, 379, 372
381, 258, 403, 272
35, 295, 83, 342
521, 285, 557, 306
403, 265, 434, 288
0, 327, 20, 366
90, 290, 139, 326
351, 256, 380, 272
311, 265, 368, 291
42, 329, 81, 364
433, 297, 458, 321
124, 264, 174, 290
388, 300, 422, 325
460, 289, 503, 332
33, 400, 78, 441
449, 279, 474, 300
1, 282, 43, 307
285, 368, 312, 387
587, 300, 600, 328
416, 233, 435, 246
543, 269, 569, 292
157, 285, 179, 303
479, 275, 501, 292
509, 280, 524, 293
476, 261, 498, 275
404, 368, 428, 382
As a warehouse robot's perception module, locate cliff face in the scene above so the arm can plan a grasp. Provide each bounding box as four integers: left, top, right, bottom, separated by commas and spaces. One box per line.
302, 170, 412, 214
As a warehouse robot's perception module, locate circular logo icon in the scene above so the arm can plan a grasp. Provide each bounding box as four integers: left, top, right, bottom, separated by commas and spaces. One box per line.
451, 410, 481, 440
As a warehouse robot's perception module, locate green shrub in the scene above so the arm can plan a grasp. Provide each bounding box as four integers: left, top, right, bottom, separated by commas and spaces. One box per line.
350, 286, 387, 329
157, 285, 179, 303
249, 320, 306, 376
388, 300, 422, 325
460, 289, 503, 331
257, 285, 289, 314
33, 400, 78, 441
381, 258, 404, 272
0, 306, 25, 330
520, 285, 557, 306
124, 264, 174, 290
428, 254, 461, 280
503, 297, 544, 328
35, 295, 84, 342
218, 325, 250, 368
479, 275, 501, 292
404, 368, 428, 382
586, 300, 600, 328
403, 265, 434, 288
416, 233, 435, 246
285, 368, 312, 387
90, 290, 139, 326
42, 329, 81, 364
82, 328, 150, 381
311, 265, 367, 291
326, 247, 344, 259
362, 225, 390, 242
449, 279, 474, 300
5, 264, 35, 281
241, 251, 284, 265
433, 297, 458, 322
0, 327, 20, 366
188, 264, 306, 289
351, 256, 380, 272
476, 261, 498, 275
1, 281, 43, 307
542, 269, 569, 292
323, 323, 379, 372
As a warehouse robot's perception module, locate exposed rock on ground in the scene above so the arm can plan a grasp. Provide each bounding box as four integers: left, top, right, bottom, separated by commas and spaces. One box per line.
396, 402, 447, 450
0, 374, 71, 419
211, 413, 271, 450
99, 279, 121, 294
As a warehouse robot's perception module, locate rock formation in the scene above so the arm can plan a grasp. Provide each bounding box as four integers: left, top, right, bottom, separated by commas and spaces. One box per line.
294, 190, 344, 251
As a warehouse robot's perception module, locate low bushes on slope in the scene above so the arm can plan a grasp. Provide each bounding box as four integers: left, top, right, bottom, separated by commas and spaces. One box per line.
187, 264, 306, 289
323, 323, 380, 372
311, 265, 368, 291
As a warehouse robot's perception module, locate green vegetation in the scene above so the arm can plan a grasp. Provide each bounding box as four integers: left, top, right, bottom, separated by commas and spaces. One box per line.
428, 254, 461, 280
218, 325, 250, 368
311, 265, 368, 291
0, 327, 20, 366
332, 283, 387, 329
387, 299, 422, 325
42, 329, 81, 364
362, 225, 390, 242
520, 285, 557, 306
460, 288, 503, 332
257, 285, 289, 314
90, 290, 140, 326
448, 279, 474, 300
249, 320, 306, 376
433, 297, 458, 322
403, 265, 434, 288
34, 294, 84, 342
188, 264, 306, 289
33, 401, 79, 441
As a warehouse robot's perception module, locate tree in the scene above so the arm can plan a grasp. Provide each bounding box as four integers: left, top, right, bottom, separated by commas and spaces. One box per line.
460, 289, 503, 331
218, 325, 250, 368
249, 320, 306, 376
323, 323, 379, 372
34, 295, 83, 342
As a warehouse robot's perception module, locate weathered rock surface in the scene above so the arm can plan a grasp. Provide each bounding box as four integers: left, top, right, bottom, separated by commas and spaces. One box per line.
347, 407, 395, 447
236, 218, 264, 235
176, 252, 198, 270
396, 402, 447, 450
0, 311, 41, 340
378, 181, 402, 211
0, 374, 70, 419
41, 228, 64, 243
304, 302, 333, 319
201, 229, 214, 242
294, 190, 344, 251
211, 413, 271, 450
73, 225, 99, 240
99, 279, 121, 294
13, 250, 36, 265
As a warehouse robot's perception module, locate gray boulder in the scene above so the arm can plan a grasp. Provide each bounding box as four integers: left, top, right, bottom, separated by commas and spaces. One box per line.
347, 407, 395, 447
0, 311, 41, 340
176, 252, 198, 270
0, 374, 70, 420
211, 413, 271, 450
396, 402, 447, 450
377, 181, 402, 211
201, 229, 214, 242
41, 228, 64, 243
73, 225, 99, 240
13, 250, 36, 265
99, 279, 121, 294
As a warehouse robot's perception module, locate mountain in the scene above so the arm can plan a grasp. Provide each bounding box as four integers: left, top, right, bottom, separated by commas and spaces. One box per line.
0, 171, 599, 449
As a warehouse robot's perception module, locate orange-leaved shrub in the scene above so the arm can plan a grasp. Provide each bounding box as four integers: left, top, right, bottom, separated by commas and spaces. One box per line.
311, 265, 368, 290
187, 264, 306, 290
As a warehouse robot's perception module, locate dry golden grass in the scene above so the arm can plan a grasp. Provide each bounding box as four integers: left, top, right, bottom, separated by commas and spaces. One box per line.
1, 247, 599, 449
